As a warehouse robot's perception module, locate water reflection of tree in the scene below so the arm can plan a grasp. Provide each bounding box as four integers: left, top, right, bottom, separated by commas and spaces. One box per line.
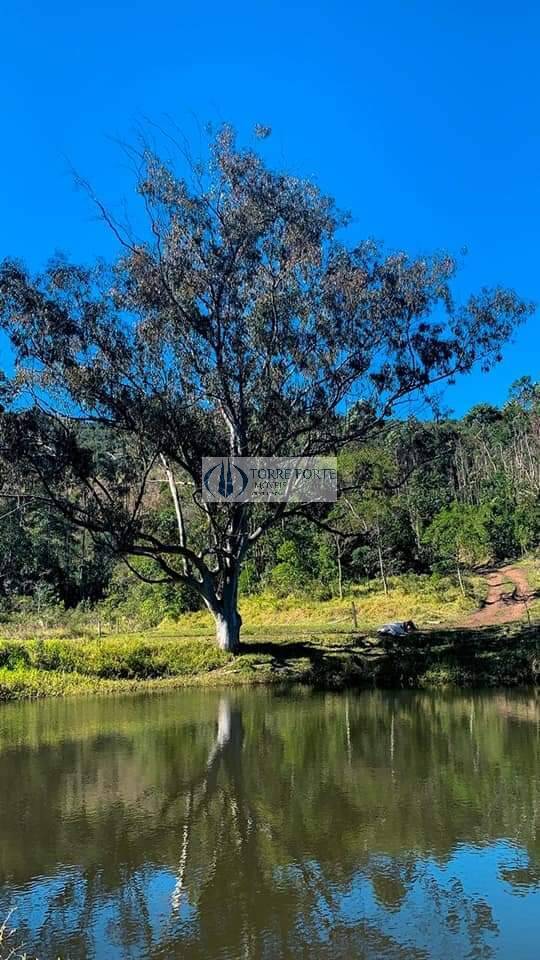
151, 696, 435, 960
2, 690, 540, 957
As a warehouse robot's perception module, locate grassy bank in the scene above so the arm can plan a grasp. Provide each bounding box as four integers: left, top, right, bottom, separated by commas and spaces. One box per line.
1, 619, 540, 701
0, 570, 538, 701
0, 636, 233, 701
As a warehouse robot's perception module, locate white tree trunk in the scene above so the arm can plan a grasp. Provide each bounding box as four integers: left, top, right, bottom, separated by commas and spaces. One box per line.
215, 607, 242, 652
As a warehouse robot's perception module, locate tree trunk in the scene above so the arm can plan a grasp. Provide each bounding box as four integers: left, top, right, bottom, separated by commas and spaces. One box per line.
331, 534, 344, 600
199, 561, 244, 653
215, 607, 242, 652
377, 534, 388, 595
456, 563, 465, 597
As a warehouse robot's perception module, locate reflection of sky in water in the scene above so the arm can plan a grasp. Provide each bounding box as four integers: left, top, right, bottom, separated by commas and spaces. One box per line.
338, 841, 540, 959
4, 841, 540, 958
3, 868, 197, 959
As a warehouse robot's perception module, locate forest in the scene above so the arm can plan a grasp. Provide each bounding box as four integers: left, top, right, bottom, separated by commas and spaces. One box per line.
1, 375, 538, 628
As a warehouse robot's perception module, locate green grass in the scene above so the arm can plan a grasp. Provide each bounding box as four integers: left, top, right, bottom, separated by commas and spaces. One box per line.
0, 572, 481, 643
1, 617, 539, 701
516, 555, 540, 617
0, 567, 537, 701
0, 635, 232, 701
0, 635, 230, 678
0, 666, 249, 702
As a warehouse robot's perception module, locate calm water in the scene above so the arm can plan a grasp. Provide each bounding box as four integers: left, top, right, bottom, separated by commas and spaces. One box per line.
1, 688, 540, 959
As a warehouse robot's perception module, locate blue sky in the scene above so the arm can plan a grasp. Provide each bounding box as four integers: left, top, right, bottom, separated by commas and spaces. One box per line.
1, 0, 538, 414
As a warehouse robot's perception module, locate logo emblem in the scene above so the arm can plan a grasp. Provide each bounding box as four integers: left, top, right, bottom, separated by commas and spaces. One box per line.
203, 459, 249, 500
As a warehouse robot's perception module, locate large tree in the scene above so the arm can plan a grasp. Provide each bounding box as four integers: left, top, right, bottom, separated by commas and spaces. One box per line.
0, 126, 531, 650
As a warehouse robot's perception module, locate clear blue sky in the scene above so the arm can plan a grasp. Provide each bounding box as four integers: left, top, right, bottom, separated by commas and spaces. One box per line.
1, 0, 538, 414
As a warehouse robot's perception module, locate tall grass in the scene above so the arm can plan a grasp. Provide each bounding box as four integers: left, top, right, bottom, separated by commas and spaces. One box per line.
0, 571, 483, 641
165, 571, 483, 636
0, 636, 230, 680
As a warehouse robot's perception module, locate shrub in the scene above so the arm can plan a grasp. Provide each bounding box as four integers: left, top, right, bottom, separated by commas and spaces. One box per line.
0, 641, 30, 669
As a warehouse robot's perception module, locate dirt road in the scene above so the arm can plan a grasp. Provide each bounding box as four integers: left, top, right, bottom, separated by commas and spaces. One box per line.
464, 565, 532, 628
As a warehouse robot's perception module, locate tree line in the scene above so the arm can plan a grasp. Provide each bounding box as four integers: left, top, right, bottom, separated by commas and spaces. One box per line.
0, 377, 538, 619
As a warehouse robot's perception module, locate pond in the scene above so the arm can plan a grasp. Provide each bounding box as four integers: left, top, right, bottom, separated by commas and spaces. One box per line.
0, 688, 539, 959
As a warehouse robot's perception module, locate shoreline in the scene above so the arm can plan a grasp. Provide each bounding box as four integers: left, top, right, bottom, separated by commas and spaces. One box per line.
1, 619, 539, 702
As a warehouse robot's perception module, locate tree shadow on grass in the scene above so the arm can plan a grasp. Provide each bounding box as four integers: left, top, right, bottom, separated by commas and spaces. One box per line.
236, 637, 373, 689
373, 621, 540, 687
236, 622, 540, 689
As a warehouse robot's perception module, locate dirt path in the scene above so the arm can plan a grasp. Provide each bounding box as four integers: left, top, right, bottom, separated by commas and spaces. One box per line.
464, 565, 532, 628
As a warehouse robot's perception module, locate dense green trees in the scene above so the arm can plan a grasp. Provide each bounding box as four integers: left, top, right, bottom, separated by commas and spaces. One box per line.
0, 377, 538, 621
424, 502, 489, 594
